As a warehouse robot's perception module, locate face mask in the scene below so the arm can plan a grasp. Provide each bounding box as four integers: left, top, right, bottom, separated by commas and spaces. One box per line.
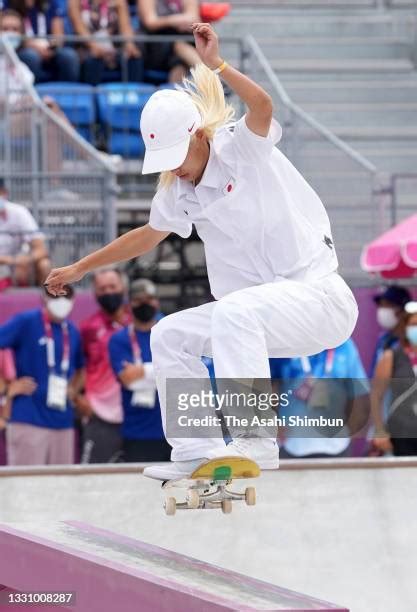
406, 326, 417, 346
1, 32, 22, 51
97, 292, 124, 314
0, 197, 5, 210
132, 303, 156, 323
376, 307, 398, 330
46, 298, 73, 320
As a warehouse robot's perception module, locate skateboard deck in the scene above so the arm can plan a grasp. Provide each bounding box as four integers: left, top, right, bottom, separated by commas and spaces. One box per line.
162, 456, 260, 515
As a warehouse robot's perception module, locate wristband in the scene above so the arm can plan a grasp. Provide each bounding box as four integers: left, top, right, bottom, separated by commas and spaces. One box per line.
212, 60, 228, 75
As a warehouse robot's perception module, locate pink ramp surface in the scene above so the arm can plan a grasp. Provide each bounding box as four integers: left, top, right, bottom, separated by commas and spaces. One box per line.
0, 521, 349, 612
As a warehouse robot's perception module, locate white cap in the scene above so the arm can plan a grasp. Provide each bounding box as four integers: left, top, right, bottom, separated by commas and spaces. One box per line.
140, 89, 202, 175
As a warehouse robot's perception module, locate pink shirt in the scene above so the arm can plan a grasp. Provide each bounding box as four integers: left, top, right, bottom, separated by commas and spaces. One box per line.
80, 308, 131, 424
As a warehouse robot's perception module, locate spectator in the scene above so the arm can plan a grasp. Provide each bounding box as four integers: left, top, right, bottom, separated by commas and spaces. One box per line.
109, 278, 171, 461
279, 339, 369, 459
370, 285, 411, 376
0, 349, 40, 464
78, 267, 131, 463
5, 0, 80, 82
138, 0, 200, 82
0, 178, 51, 289
371, 301, 417, 457
0, 9, 35, 96
1, 13, 120, 180
0, 285, 84, 465
68, 0, 143, 85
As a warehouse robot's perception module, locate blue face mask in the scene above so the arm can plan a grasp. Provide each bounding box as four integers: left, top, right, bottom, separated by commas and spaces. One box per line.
406, 325, 417, 346
0, 32, 22, 51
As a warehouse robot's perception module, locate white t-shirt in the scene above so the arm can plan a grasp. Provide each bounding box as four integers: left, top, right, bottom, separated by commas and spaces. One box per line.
0, 200, 44, 279
149, 116, 338, 300
0, 56, 34, 105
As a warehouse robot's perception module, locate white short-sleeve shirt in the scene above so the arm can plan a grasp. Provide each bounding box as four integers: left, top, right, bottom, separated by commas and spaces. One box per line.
0, 56, 35, 105
0, 200, 44, 279
148, 116, 338, 300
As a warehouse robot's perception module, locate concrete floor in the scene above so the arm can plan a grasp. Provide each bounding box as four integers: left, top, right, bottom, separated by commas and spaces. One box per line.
0, 461, 416, 612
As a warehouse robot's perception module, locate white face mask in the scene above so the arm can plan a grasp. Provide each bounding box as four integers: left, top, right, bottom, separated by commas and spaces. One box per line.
376, 307, 399, 330
0, 32, 23, 51
46, 298, 73, 320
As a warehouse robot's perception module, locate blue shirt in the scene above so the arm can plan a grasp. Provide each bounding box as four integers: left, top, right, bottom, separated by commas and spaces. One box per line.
280, 339, 369, 456
0, 308, 84, 429
281, 339, 368, 385
108, 327, 165, 441
280, 339, 369, 423
5, 0, 63, 35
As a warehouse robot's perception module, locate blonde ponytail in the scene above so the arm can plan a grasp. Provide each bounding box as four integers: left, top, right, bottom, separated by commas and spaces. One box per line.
157, 63, 235, 191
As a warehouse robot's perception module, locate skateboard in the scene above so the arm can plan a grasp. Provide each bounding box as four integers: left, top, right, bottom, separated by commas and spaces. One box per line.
161, 456, 260, 516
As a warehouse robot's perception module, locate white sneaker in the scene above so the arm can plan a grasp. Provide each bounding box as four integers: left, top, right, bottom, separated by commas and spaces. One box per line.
143, 458, 206, 481
142, 439, 279, 481
226, 437, 279, 469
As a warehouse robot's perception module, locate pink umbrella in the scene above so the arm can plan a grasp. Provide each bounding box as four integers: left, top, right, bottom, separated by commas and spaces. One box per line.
361, 213, 417, 279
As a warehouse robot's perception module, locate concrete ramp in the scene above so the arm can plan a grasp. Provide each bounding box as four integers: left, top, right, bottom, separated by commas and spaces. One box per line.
0, 521, 347, 611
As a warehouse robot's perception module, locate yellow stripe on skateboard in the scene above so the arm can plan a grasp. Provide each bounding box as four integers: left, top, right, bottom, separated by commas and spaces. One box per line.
191, 456, 260, 480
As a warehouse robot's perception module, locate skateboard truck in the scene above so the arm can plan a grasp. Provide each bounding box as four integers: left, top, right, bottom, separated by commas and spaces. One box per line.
162, 457, 259, 516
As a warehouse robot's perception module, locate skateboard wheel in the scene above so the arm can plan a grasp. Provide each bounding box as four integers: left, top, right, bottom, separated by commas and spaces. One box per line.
186, 489, 200, 509
164, 497, 177, 516
221, 499, 232, 514
245, 487, 256, 506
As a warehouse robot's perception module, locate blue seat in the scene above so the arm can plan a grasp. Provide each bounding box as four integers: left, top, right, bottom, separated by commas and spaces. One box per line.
35, 83, 96, 143
145, 69, 170, 85
108, 132, 146, 158
96, 83, 156, 157
96, 83, 156, 130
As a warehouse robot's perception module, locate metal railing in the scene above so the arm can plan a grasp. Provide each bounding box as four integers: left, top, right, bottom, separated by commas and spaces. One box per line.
2, 29, 414, 284
388, 173, 417, 225
0, 38, 118, 278
8, 34, 246, 165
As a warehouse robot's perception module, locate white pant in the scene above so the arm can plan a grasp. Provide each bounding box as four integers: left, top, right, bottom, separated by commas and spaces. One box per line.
151, 272, 358, 461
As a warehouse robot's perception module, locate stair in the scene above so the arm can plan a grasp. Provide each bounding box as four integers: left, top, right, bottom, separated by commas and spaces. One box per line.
216, 3, 417, 282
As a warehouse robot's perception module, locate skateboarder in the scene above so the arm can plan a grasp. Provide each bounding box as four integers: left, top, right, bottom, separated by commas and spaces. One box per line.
44, 23, 358, 481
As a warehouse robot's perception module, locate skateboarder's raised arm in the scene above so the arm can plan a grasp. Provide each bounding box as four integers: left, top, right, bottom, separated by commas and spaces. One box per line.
44, 224, 169, 296
191, 23, 274, 138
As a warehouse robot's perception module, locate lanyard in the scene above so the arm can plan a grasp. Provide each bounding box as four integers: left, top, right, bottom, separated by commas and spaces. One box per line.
300, 349, 335, 378
128, 324, 142, 365
42, 310, 70, 375
99, 2, 109, 29
24, 13, 47, 38
81, 0, 109, 29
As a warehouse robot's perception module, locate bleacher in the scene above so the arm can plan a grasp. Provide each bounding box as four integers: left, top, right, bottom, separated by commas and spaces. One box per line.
2, 0, 417, 291
217, 0, 417, 281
